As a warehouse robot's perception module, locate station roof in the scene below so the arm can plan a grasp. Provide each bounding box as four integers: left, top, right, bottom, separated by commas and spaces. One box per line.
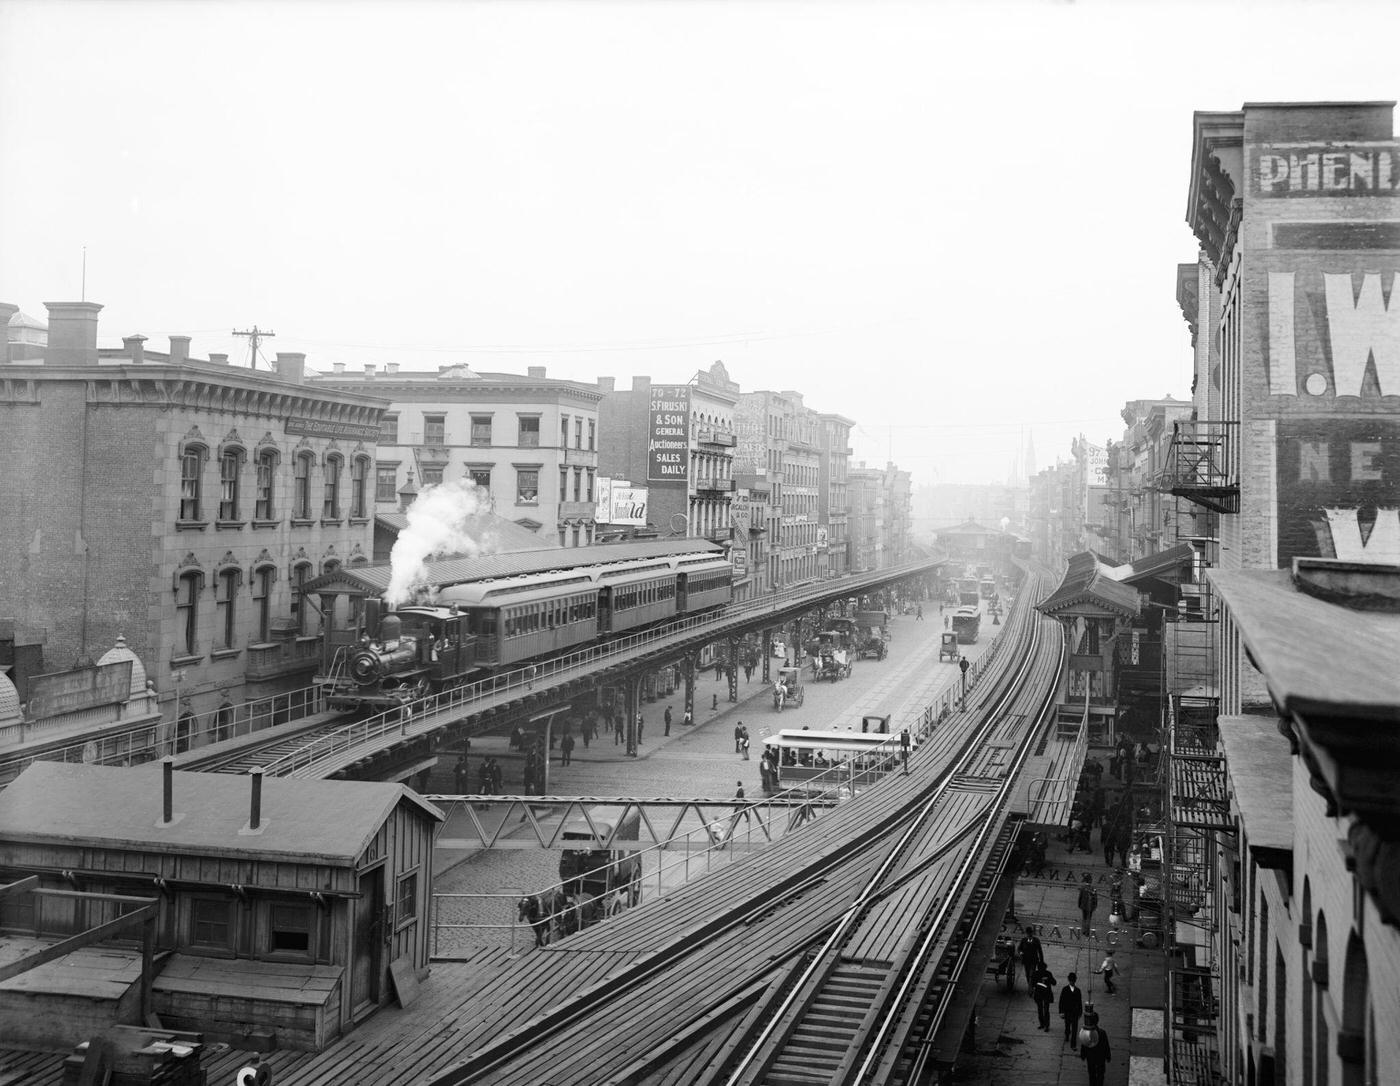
304, 537, 722, 596
0, 762, 444, 865
1112, 542, 1196, 585
1036, 551, 1141, 619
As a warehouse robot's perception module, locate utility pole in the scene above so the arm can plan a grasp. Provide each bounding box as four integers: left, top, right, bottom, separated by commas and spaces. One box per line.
233, 326, 276, 369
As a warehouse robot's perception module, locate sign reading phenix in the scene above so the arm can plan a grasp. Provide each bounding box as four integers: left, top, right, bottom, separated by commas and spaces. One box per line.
647, 384, 691, 484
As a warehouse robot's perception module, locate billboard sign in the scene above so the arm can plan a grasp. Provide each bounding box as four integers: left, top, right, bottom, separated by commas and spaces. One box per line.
647, 384, 691, 484
594, 476, 613, 523
609, 486, 649, 527
28, 660, 133, 719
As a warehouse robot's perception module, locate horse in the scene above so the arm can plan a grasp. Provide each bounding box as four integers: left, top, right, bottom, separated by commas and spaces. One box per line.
518, 889, 565, 947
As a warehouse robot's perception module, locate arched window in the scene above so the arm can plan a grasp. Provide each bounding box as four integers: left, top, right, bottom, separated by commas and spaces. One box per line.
322, 558, 341, 575
252, 565, 275, 643
1340, 932, 1368, 1086
1314, 911, 1330, 1086
179, 445, 208, 521
293, 452, 314, 520
218, 447, 244, 521
215, 567, 241, 650
290, 561, 313, 634
175, 570, 204, 656
323, 454, 343, 519
254, 448, 279, 521
350, 457, 370, 519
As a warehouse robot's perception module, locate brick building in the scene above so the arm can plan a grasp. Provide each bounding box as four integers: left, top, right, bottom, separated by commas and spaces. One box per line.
1151, 101, 1400, 1085
596, 367, 736, 535
735, 390, 824, 588
815, 413, 855, 578
0, 300, 387, 718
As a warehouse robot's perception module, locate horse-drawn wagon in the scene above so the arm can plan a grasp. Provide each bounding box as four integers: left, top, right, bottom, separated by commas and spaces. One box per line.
773, 667, 805, 710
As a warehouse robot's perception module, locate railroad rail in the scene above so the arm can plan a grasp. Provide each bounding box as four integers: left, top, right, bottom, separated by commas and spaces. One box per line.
402, 563, 1062, 1086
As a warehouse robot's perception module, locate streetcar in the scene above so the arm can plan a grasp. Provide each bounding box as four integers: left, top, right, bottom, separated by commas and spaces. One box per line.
955, 578, 981, 607
979, 576, 997, 600
951, 606, 981, 644
762, 728, 907, 789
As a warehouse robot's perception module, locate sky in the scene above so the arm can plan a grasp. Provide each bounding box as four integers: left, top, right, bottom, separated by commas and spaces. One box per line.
3, 0, 1399, 488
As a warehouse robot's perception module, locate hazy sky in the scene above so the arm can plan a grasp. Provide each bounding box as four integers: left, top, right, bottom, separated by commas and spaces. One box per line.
3, 0, 1398, 487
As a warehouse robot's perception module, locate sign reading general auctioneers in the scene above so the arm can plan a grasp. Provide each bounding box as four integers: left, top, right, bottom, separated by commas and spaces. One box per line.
647, 384, 691, 484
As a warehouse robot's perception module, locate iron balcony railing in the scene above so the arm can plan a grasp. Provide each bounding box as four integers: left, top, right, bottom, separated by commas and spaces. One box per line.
1159, 421, 1239, 514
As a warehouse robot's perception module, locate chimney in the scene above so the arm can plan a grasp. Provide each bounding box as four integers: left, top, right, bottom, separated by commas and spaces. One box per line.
527, 365, 546, 378
333, 362, 346, 374
597, 376, 615, 393
122, 334, 147, 364
169, 335, 191, 365
364, 363, 377, 378
249, 767, 264, 830
0, 302, 16, 363
385, 362, 399, 375
398, 470, 419, 512
276, 352, 307, 384
161, 755, 174, 824
43, 301, 103, 366
208, 352, 229, 365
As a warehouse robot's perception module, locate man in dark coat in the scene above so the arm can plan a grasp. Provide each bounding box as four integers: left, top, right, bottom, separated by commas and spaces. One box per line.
1079, 1018, 1111, 1086
1031, 964, 1057, 1031
1059, 971, 1084, 1049
1077, 875, 1099, 934
1016, 925, 1044, 991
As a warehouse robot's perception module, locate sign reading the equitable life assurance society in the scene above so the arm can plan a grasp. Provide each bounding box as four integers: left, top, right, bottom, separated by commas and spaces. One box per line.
647, 384, 691, 484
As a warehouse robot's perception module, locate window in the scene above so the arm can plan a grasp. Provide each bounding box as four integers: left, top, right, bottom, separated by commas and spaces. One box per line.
323, 455, 342, 519
254, 449, 277, 520
468, 466, 491, 490
518, 416, 540, 447
561, 416, 570, 448
252, 566, 273, 642
588, 419, 595, 450
293, 453, 314, 519
395, 872, 418, 929
218, 449, 243, 520
216, 568, 240, 649
586, 468, 595, 503
269, 903, 314, 955
190, 897, 234, 951
575, 418, 583, 448
322, 558, 341, 576
291, 562, 312, 634
573, 467, 583, 502
421, 465, 443, 487
179, 446, 206, 521
559, 466, 568, 502
379, 413, 399, 444
376, 465, 398, 502
470, 415, 492, 446
350, 457, 368, 519
176, 571, 202, 656
423, 414, 446, 446
516, 469, 539, 503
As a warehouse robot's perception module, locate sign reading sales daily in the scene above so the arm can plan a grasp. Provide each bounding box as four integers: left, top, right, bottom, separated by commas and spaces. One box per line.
647, 384, 691, 483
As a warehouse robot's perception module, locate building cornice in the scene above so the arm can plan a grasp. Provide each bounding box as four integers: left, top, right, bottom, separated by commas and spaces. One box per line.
312, 376, 605, 405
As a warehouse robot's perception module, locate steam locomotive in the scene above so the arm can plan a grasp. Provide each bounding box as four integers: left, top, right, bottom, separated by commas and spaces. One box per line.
315, 546, 734, 712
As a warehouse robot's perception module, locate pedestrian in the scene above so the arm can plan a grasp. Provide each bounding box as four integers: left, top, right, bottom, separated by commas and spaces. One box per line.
735, 722, 744, 754
664, 706, 673, 736
400, 701, 413, 736
944, 614, 950, 629
1029, 831, 1048, 878
1059, 972, 1084, 1049
915, 604, 923, 621
635, 711, 645, 744
560, 732, 575, 767
1032, 964, 1057, 1031
741, 733, 751, 761
1077, 875, 1098, 936
581, 716, 592, 748
488, 757, 502, 796
1094, 950, 1118, 995
1016, 925, 1044, 991
526, 663, 538, 690
732, 781, 751, 828
614, 713, 624, 745
1079, 1016, 1111, 1086
453, 753, 470, 794
683, 708, 693, 727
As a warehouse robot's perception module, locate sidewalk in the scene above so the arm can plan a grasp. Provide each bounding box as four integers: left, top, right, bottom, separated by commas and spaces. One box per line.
957, 748, 1167, 1086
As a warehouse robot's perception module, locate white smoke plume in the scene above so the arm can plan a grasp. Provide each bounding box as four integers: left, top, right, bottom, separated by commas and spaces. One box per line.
385, 480, 495, 607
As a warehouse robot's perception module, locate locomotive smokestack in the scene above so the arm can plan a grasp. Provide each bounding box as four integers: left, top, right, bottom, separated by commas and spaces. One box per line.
364, 597, 382, 639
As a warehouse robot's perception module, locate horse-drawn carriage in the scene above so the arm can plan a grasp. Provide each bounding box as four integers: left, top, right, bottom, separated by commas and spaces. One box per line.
857, 635, 887, 660
773, 666, 805, 710
939, 631, 961, 661
815, 648, 853, 682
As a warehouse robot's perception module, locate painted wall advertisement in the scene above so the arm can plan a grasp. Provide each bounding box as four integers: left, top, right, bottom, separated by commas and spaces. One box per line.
28, 660, 133, 718
594, 477, 650, 526
647, 384, 691, 484
1275, 419, 1400, 563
